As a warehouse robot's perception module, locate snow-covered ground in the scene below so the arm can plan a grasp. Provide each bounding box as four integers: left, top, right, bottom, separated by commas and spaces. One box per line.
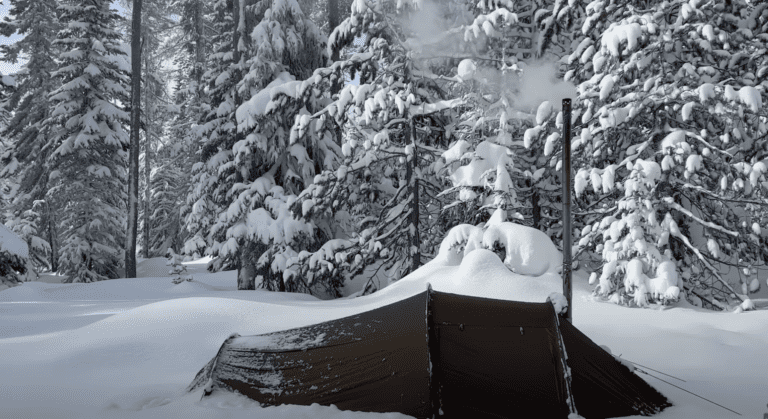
1, 253, 767, 419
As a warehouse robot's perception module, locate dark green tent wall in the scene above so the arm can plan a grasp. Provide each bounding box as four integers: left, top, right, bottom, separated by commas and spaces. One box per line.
187, 289, 672, 418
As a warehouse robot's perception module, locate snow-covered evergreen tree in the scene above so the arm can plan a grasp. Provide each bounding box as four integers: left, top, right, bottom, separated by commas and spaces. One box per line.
167, 248, 192, 283
0, 0, 62, 271
184, 0, 243, 264
565, 0, 768, 309
208, 0, 329, 291
443, 0, 582, 232
147, 139, 189, 255
252, 0, 477, 294
0, 223, 30, 287
45, 0, 131, 282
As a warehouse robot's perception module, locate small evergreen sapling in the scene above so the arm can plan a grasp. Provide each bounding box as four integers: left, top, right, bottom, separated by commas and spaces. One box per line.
168, 248, 192, 284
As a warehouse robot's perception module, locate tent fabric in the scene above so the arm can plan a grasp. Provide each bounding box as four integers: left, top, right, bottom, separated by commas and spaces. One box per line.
188, 292, 433, 417
558, 319, 672, 418
188, 289, 672, 418
428, 291, 572, 418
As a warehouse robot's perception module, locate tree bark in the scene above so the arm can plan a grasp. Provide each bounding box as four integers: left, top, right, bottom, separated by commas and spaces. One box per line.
237, 242, 257, 290
327, 0, 342, 145
327, 0, 340, 61
48, 203, 57, 272
193, 0, 205, 95
231, 0, 257, 289
143, 85, 152, 258
126, 0, 143, 278
531, 186, 541, 230
408, 117, 421, 274
232, 0, 240, 69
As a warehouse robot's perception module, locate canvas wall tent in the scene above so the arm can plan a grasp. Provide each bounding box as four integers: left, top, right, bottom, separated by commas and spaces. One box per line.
188, 288, 672, 418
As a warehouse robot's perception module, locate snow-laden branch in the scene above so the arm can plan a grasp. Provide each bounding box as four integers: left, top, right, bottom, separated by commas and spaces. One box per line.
662, 197, 739, 237
666, 219, 743, 304
673, 181, 768, 207
408, 98, 465, 116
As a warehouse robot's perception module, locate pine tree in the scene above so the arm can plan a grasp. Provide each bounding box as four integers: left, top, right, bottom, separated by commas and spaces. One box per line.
565, 0, 768, 309
183, 0, 241, 264
261, 0, 476, 294
209, 0, 328, 290
0, 0, 62, 271
45, 0, 131, 282
162, 0, 213, 258
441, 0, 581, 239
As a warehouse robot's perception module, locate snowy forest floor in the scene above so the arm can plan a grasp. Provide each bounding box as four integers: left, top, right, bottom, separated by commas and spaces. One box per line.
1, 255, 767, 419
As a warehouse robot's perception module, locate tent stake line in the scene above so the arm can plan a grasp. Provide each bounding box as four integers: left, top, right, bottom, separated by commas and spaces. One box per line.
623, 359, 686, 382
636, 368, 742, 416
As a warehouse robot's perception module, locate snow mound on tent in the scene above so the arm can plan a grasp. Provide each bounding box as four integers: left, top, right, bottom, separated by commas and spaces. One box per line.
377, 248, 563, 304
376, 221, 565, 303
0, 223, 29, 259
432, 222, 562, 276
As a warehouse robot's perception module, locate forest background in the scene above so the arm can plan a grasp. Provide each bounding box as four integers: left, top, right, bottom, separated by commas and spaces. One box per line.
1, 0, 767, 311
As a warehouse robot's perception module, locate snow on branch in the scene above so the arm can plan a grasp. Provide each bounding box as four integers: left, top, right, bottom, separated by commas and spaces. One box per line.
661, 197, 739, 237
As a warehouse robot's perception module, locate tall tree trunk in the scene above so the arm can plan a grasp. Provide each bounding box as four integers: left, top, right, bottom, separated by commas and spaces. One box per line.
327, 0, 339, 62
232, 0, 240, 69
48, 204, 57, 273
408, 117, 421, 274
232, 0, 256, 290
327, 0, 342, 145
126, 0, 143, 278
193, 0, 205, 95
531, 185, 541, 230
237, 242, 256, 290
143, 89, 152, 258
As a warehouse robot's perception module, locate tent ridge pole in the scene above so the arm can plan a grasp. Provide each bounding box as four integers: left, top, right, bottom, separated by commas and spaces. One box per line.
553, 311, 578, 416
562, 98, 573, 323
426, 284, 441, 418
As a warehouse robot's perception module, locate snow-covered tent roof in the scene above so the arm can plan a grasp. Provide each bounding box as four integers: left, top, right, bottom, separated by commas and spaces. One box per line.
0, 224, 29, 260
188, 288, 672, 418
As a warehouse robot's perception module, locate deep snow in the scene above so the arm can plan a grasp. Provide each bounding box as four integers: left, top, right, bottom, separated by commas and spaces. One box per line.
1, 253, 767, 419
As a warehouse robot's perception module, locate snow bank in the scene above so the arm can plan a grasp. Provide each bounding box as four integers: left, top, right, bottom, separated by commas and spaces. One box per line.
1, 249, 767, 419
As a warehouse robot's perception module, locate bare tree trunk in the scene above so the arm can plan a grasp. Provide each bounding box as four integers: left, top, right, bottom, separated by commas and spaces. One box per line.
143, 90, 152, 258
408, 117, 421, 273
237, 242, 256, 290
48, 204, 57, 272
232, 0, 240, 68
193, 0, 205, 95
327, 0, 342, 145
327, 0, 339, 60
232, 0, 256, 290
126, 0, 143, 278
532, 187, 541, 230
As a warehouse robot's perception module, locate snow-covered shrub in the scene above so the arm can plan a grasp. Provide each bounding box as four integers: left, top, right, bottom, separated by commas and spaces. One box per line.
565, 0, 768, 309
